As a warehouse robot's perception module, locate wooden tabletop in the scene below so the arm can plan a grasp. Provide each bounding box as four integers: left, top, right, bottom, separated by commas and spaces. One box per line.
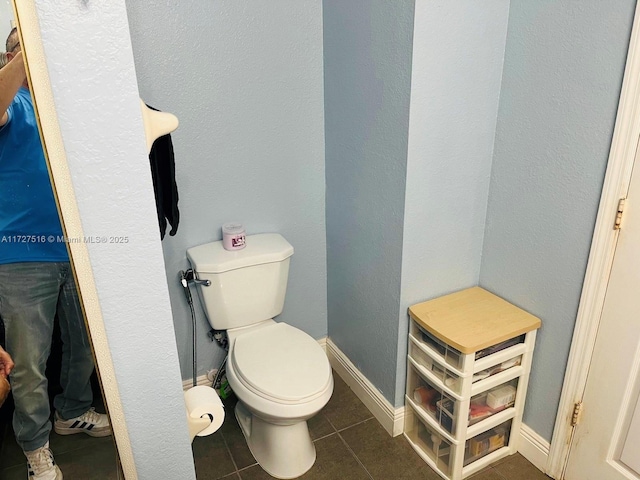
408, 287, 541, 354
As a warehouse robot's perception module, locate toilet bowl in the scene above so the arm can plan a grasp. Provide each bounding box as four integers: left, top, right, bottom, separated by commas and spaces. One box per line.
226, 320, 333, 479
186, 233, 334, 478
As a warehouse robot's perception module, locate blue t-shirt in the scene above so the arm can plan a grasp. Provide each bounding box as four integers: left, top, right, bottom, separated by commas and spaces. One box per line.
0, 87, 68, 264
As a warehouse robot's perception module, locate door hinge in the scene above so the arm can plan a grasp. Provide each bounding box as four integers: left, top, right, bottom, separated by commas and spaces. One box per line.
571, 401, 583, 427
614, 198, 626, 230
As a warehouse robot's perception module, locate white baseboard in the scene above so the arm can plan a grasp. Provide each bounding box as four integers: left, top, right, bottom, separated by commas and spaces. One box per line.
326, 339, 405, 437
326, 338, 550, 476
182, 373, 213, 390
518, 423, 550, 475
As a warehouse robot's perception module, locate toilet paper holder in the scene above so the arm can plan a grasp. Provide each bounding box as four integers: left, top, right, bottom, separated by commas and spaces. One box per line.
187, 412, 213, 442
184, 386, 225, 442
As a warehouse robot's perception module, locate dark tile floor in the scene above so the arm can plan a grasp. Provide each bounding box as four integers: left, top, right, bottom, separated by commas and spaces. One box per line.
0, 406, 120, 479
0, 372, 552, 479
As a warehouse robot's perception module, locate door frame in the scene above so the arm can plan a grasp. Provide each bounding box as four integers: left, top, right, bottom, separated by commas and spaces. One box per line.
547, 3, 640, 479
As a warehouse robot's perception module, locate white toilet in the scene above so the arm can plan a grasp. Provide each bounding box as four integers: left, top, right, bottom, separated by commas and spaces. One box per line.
186, 233, 334, 479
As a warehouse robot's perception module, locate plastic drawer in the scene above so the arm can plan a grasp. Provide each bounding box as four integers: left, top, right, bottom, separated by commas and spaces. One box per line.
405, 406, 455, 476
409, 335, 524, 396
431, 380, 518, 434
411, 321, 528, 373
464, 420, 512, 467
407, 362, 462, 434
408, 360, 519, 435
409, 337, 464, 394
474, 335, 525, 361
411, 322, 464, 369
471, 352, 523, 385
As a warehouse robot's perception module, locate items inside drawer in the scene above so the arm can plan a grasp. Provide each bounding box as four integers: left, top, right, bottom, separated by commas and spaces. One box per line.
413, 324, 463, 369
474, 335, 525, 360
472, 356, 521, 383
409, 340, 464, 393
409, 336, 522, 392
409, 365, 518, 433
464, 420, 512, 466
405, 408, 453, 475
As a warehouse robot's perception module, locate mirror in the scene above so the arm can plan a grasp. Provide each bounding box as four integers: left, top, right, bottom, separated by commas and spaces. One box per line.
0, 5, 121, 479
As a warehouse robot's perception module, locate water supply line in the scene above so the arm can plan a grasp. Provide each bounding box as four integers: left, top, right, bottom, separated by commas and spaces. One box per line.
179, 268, 229, 393
180, 269, 209, 387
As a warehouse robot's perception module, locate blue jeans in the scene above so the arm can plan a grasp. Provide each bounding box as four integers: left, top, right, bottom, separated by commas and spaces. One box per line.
0, 262, 94, 451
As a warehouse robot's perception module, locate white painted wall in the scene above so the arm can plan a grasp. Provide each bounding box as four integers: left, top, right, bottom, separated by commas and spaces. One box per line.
33, 1, 194, 477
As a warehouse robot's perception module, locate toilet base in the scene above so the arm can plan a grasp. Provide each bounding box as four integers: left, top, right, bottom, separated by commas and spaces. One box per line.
235, 401, 316, 479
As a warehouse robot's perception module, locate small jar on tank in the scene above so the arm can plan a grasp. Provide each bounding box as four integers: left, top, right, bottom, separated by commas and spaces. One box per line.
222, 223, 246, 251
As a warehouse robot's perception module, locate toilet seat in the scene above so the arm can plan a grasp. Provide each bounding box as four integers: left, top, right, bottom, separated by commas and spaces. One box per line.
230, 322, 332, 405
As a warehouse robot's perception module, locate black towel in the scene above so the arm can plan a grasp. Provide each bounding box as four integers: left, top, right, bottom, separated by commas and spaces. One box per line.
148, 108, 180, 239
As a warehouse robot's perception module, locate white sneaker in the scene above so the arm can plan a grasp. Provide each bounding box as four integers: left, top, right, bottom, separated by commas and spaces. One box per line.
54, 407, 112, 437
24, 442, 63, 480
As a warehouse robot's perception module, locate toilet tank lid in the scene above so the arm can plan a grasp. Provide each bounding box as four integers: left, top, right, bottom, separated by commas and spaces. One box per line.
186, 233, 294, 274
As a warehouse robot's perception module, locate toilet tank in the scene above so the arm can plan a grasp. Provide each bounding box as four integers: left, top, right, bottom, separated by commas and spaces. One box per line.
186, 233, 294, 330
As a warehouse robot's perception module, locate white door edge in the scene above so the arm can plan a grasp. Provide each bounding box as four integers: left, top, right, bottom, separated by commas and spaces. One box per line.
547, 3, 640, 479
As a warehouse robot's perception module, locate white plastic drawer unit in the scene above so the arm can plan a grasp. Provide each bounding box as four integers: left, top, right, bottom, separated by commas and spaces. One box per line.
404, 287, 541, 480
407, 360, 520, 436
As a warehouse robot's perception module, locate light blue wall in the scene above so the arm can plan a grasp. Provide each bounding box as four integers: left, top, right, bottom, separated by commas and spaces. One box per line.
125, 0, 327, 380
399, 0, 510, 405
34, 1, 194, 477
481, 1, 636, 441
35, 2, 639, 467
325, 2, 636, 444
324, 0, 414, 402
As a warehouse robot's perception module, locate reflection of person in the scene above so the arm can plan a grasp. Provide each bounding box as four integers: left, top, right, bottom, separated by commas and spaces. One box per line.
0, 28, 111, 480
0, 345, 14, 407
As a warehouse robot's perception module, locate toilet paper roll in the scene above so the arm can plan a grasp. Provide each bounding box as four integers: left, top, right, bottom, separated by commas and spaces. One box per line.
184, 386, 225, 438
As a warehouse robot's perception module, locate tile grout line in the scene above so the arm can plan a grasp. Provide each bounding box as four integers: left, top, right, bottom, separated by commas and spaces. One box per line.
335, 430, 375, 480
323, 410, 374, 436
492, 466, 510, 480
236, 463, 260, 477
312, 431, 337, 443
334, 416, 374, 432
219, 421, 244, 478
317, 411, 340, 436
316, 412, 378, 480
312, 411, 341, 442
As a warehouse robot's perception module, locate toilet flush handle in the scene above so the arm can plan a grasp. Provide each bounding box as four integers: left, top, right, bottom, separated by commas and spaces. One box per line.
181, 269, 211, 287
